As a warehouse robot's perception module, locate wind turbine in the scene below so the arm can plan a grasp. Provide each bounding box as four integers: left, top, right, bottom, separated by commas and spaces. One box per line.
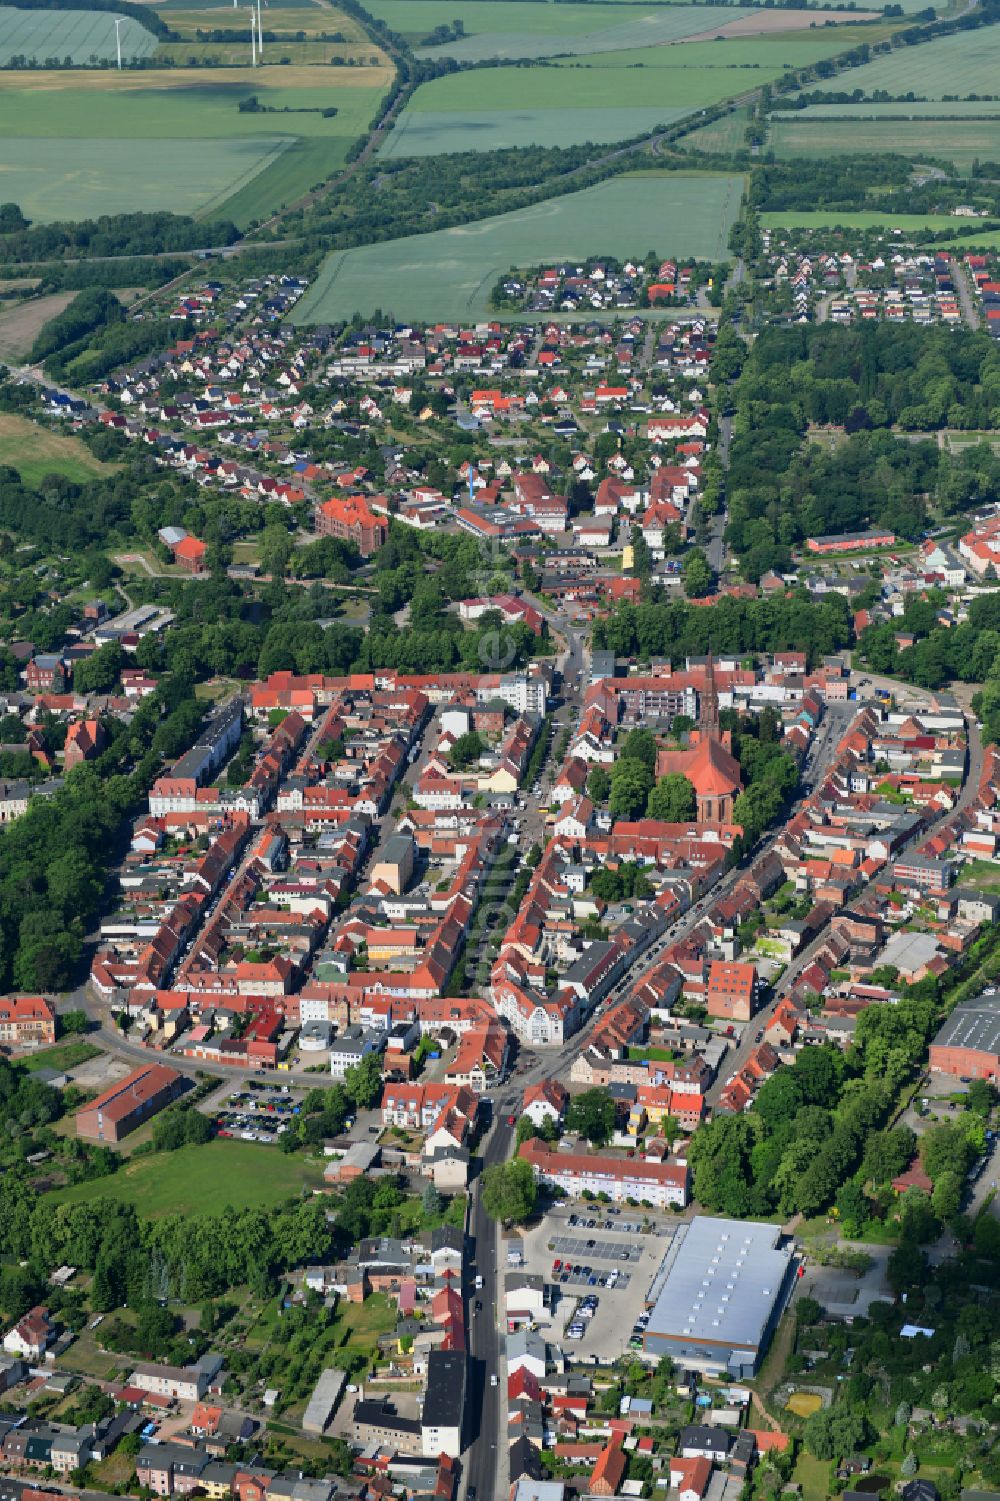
256, 0, 263, 62
114, 16, 122, 69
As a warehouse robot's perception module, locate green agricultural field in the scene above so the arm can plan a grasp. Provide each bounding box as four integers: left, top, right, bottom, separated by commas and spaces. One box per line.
381, 105, 689, 155
0, 69, 387, 139
0, 5, 158, 64
769, 114, 1000, 171
0, 135, 288, 222
407, 6, 887, 62
679, 103, 750, 153
410, 6, 744, 62
548, 53, 787, 95
290, 172, 744, 324
48, 1140, 325, 1216
559, 30, 898, 71
779, 99, 1000, 118
0, 68, 387, 222
783, 22, 1000, 100
369, 0, 690, 42
383, 56, 787, 156
758, 210, 980, 231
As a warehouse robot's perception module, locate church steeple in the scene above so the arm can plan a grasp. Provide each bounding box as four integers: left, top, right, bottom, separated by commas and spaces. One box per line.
699, 651, 720, 742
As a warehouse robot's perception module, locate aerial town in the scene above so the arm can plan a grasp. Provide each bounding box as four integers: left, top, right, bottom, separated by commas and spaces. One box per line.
4, 0, 1000, 1486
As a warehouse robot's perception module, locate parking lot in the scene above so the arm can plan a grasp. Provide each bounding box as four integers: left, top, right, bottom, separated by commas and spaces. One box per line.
211, 1081, 303, 1144
516, 1205, 679, 1364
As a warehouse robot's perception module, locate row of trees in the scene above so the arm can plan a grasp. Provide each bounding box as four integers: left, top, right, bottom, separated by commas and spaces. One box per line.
1, 207, 238, 264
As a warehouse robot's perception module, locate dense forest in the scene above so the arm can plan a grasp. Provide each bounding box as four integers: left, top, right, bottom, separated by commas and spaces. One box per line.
724, 324, 1000, 576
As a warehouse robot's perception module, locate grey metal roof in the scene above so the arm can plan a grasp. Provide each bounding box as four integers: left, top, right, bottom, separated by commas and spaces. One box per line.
933, 993, 1000, 1059
646, 1217, 793, 1353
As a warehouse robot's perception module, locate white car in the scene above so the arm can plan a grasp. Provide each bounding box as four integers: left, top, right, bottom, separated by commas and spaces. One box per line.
490, 1374, 498, 1387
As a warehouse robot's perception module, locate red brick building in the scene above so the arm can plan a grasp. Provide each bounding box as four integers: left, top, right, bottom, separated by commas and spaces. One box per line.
315, 494, 388, 556
929, 995, 1000, 1082
25, 655, 67, 693
76, 1063, 185, 1143
63, 718, 107, 770
172, 535, 208, 574
805, 529, 896, 555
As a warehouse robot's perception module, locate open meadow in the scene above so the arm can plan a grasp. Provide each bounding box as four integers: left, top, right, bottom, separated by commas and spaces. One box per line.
0, 413, 118, 486
0, 5, 158, 64
291, 171, 744, 323
0, 65, 389, 222
47, 1139, 326, 1216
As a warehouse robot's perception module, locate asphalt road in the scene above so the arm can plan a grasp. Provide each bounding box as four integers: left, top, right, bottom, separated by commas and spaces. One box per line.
466, 1112, 515, 1501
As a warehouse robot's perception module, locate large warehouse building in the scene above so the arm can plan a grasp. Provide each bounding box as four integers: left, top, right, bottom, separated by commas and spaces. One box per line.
76, 1063, 185, 1143
929, 994, 1000, 1082
642, 1217, 797, 1378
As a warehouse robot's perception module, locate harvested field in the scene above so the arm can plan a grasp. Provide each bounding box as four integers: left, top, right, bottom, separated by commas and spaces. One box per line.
0, 291, 77, 361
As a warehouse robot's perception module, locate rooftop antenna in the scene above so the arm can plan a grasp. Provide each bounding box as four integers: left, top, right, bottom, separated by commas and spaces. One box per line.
114, 16, 122, 69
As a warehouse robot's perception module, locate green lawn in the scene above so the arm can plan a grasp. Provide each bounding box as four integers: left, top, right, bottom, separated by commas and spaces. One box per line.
792, 1451, 834, 1501
291, 171, 744, 323
957, 859, 1000, 890
22, 1040, 101, 1073
47, 1141, 326, 1217
0, 5, 158, 64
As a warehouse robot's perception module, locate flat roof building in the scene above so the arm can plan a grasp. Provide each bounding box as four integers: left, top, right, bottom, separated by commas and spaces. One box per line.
421, 1349, 465, 1458
301, 1368, 346, 1435
643, 1217, 796, 1378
